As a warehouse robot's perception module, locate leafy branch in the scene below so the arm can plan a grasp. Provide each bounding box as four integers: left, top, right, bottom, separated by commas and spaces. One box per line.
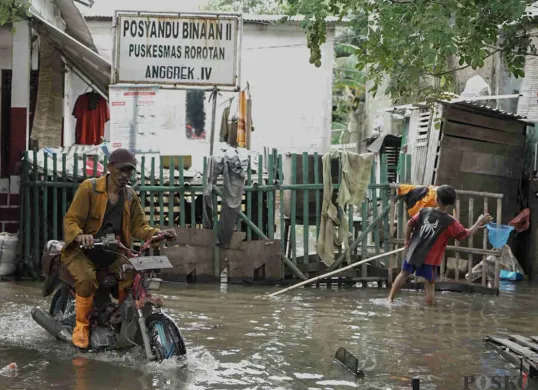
283, 0, 538, 104
0, 0, 31, 30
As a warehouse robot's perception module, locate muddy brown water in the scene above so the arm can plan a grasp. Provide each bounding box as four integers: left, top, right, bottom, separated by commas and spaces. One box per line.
0, 280, 537, 390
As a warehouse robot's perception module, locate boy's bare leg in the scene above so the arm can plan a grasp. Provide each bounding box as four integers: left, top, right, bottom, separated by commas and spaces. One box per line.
424, 281, 435, 305
388, 270, 410, 302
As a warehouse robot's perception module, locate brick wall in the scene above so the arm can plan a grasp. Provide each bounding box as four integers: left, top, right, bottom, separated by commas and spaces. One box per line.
0, 177, 20, 233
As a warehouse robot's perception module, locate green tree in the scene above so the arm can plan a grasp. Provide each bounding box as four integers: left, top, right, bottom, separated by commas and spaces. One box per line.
201, 0, 282, 14
332, 42, 366, 144
0, 0, 31, 30
283, 0, 538, 104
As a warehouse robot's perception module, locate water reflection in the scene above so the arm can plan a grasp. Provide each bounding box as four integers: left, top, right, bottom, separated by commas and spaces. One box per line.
0, 281, 538, 389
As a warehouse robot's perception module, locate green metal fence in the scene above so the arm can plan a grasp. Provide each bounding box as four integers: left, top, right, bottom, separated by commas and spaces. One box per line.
20, 148, 410, 281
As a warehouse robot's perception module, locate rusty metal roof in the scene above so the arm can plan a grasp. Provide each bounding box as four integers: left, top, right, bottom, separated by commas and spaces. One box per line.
440, 100, 534, 125
83, 13, 346, 25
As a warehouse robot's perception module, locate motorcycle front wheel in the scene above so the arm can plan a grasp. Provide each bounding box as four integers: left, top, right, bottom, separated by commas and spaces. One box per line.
146, 313, 187, 362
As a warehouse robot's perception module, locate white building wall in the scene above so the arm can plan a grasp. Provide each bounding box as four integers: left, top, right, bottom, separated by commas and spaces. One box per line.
69, 20, 335, 158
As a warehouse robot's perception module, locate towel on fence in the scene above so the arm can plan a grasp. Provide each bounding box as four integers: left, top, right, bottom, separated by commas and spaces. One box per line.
317, 150, 374, 267
397, 184, 438, 217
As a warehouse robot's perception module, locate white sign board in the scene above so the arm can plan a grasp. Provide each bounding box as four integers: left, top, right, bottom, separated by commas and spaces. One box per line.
113, 12, 241, 88
109, 85, 187, 154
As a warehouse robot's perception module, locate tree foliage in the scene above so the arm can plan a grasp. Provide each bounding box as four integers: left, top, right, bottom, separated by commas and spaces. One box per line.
332, 42, 366, 143
283, 0, 538, 104
201, 0, 282, 14
0, 0, 31, 30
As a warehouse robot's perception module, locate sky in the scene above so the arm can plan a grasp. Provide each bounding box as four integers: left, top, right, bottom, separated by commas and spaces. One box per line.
76, 0, 209, 17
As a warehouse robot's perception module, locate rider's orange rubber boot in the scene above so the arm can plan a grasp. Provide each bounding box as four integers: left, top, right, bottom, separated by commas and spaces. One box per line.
72, 294, 93, 349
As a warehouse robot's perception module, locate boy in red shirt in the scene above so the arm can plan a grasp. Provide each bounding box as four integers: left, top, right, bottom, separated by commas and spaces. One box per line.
388, 185, 492, 305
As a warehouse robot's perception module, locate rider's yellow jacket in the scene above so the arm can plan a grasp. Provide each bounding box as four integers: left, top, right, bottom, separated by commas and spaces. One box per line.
61, 175, 159, 258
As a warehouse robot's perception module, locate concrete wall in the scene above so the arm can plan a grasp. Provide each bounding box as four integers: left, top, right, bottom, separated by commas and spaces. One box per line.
450, 52, 522, 113
66, 20, 335, 158
365, 52, 524, 141
32, 0, 66, 29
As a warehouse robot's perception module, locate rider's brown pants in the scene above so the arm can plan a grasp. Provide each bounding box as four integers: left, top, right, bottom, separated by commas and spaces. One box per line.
61, 248, 134, 298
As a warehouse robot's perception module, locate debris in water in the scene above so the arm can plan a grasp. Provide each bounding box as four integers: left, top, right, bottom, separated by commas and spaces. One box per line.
72, 357, 89, 367
335, 347, 365, 377
0, 362, 18, 377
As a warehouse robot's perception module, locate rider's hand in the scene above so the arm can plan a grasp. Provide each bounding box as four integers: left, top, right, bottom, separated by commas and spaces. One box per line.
160, 229, 177, 241
76, 234, 94, 249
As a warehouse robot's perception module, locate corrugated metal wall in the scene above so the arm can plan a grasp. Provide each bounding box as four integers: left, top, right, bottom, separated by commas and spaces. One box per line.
410, 108, 432, 184
30, 39, 63, 148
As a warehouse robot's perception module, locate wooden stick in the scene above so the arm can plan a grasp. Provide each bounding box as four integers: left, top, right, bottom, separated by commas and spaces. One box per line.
468, 198, 474, 285
494, 198, 502, 289
268, 247, 405, 297
455, 199, 461, 282
482, 197, 488, 286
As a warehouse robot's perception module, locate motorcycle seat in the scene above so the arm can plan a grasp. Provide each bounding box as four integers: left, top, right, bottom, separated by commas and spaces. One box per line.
58, 262, 118, 289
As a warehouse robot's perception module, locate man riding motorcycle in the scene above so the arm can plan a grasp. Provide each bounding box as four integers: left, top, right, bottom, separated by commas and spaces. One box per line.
61, 148, 176, 349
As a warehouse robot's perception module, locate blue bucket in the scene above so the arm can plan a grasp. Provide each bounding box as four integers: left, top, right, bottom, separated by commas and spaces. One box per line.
486, 223, 514, 249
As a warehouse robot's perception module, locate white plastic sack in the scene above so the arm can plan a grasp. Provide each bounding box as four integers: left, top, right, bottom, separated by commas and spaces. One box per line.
465, 245, 523, 282
0, 233, 19, 276
460, 75, 492, 99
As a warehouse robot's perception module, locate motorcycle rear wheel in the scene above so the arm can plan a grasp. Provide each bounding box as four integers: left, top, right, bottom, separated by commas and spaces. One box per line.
50, 285, 70, 315
146, 313, 187, 362
49, 286, 76, 327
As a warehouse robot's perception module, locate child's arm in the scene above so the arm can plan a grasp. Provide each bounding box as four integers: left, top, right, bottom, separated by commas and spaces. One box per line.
404, 210, 422, 246
467, 213, 493, 237
451, 213, 493, 241
404, 220, 415, 247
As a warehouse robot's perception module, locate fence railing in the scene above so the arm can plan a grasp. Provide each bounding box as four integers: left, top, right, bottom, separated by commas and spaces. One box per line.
20, 149, 399, 280
19, 147, 502, 289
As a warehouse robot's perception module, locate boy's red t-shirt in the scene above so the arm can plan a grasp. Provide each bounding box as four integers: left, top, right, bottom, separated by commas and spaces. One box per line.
406, 207, 469, 267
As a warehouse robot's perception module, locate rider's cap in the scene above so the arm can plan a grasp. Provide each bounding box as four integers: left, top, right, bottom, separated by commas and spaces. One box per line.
109, 148, 137, 169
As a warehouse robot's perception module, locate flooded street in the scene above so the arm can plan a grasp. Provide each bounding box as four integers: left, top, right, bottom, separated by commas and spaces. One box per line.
1, 280, 538, 390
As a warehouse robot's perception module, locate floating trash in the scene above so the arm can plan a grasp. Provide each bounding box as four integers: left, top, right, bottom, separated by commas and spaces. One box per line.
0, 362, 18, 377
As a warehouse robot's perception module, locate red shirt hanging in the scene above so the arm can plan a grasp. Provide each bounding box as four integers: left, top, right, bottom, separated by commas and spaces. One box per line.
73, 92, 110, 145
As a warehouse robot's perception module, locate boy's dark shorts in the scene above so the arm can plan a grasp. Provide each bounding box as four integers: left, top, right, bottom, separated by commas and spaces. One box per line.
402, 260, 437, 283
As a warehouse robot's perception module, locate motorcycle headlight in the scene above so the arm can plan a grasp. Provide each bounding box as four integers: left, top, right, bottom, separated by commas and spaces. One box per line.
147, 278, 163, 291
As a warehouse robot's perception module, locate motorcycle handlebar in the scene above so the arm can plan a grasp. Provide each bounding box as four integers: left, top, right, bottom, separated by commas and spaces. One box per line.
79, 234, 166, 249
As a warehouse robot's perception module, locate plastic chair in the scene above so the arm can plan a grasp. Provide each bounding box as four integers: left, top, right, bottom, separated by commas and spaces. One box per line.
486, 223, 514, 249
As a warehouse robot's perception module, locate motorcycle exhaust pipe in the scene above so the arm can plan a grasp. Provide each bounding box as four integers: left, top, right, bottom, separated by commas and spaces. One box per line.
31, 308, 72, 342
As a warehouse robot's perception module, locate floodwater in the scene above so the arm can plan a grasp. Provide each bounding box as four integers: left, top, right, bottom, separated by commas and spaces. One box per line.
0, 280, 538, 390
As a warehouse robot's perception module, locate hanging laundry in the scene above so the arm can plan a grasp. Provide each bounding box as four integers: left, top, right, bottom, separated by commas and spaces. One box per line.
73, 92, 109, 145
508, 208, 530, 233
219, 101, 239, 147
397, 184, 438, 217
203, 147, 248, 248
246, 94, 255, 150
219, 105, 231, 143
237, 90, 247, 148
317, 150, 374, 267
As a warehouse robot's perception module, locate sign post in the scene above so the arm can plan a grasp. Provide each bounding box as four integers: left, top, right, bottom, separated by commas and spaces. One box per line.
111, 11, 242, 155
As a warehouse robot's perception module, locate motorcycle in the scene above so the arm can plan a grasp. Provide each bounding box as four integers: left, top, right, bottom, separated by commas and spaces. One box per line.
31, 233, 187, 362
